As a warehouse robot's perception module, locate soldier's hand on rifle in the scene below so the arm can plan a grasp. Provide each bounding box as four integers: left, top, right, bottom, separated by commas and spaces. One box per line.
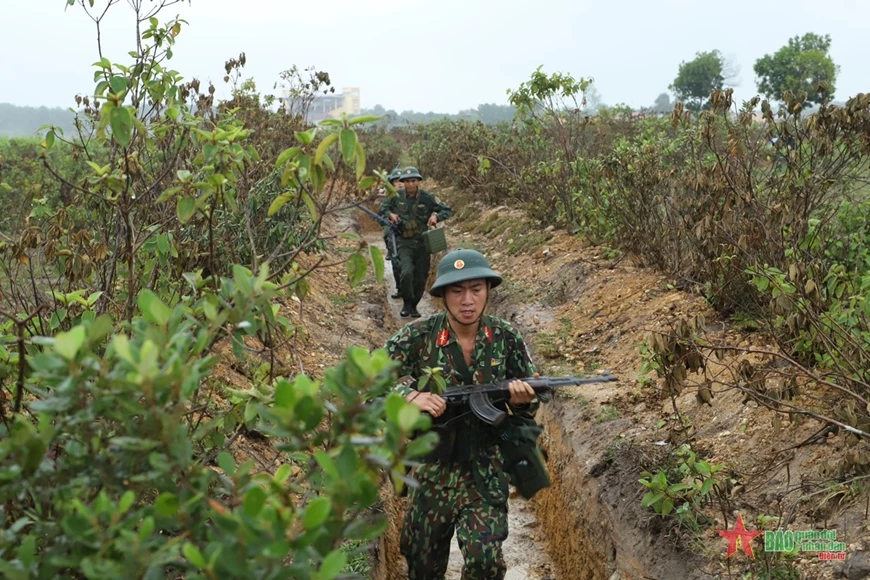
508, 372, 539, 406
427, 214, 438, 227
406, 390, 447, 417
389, 213, 400, 224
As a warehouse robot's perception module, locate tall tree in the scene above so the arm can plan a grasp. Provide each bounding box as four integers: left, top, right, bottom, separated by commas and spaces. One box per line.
754, 33, 839, 108
669, 50, 729, 112
653, 92, 672, 113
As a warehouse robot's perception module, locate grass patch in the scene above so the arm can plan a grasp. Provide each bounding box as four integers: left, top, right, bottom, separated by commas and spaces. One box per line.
596, 405, 619, 423
339, 539, 372, 576
507, 231, 550, 255
329, 294, 354, 306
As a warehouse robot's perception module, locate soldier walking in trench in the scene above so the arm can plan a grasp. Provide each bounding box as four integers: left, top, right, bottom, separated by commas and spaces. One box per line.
380, 166, 405, 299
384, 249, 541, 579
378, 167, 452, 318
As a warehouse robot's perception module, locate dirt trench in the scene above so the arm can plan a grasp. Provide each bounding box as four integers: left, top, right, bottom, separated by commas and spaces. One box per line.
360, 217, 557, 580
368, 196, 724, 580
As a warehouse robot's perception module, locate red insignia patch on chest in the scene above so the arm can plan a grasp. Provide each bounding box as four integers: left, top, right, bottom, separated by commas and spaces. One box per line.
483, 326, 493, 343
436, 329, 449, 347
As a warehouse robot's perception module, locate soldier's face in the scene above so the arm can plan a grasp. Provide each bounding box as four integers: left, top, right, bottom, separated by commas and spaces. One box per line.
445, 279, 488, 324
402, 178, 420, 194
389, 179, 400, 189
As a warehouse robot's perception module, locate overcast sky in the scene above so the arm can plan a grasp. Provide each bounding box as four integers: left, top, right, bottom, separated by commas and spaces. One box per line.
2, 0, 867, 113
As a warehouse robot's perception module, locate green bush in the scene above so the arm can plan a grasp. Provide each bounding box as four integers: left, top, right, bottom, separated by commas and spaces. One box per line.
0, 3, 420, 578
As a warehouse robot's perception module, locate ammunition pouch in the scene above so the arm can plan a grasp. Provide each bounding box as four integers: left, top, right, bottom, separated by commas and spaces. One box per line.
399, 219, 418, 239
498, 413, 550, 500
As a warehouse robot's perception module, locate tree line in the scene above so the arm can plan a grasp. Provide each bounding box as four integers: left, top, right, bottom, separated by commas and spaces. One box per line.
665, 32, 840, 112
0, 30, 845, 136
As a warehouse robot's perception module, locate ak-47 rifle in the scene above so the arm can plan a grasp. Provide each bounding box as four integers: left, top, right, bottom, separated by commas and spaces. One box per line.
435, 372, 619, 427
354, 202, 401, 258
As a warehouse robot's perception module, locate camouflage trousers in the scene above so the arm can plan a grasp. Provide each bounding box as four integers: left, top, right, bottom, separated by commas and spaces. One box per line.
401, 458, 509, 580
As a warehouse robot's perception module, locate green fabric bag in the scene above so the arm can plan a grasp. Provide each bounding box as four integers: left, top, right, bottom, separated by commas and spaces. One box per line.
498, 414, 551, 500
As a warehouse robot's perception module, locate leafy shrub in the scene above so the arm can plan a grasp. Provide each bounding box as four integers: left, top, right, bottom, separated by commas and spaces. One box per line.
0, 3, 420, 578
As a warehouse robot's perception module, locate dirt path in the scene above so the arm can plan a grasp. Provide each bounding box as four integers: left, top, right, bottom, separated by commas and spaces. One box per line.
365, 228, 556, 580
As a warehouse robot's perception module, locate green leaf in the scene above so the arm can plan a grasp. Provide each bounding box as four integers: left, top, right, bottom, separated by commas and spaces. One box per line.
109, 75, 128, 95
755, 276, 770, 291
295, 277, 310, 301
244, 399, 258, 424
157, 235, 169, 255
314, 133, 339, 165
87, 291, 103, 307
55, 326, 86, 360
314, 450, 340, 480
348, 115, 381, 126
276, 146, 301, 167
340, 232, 361, 242
301, 190, 318, 221
358, 176, 378, 190
177, 197, 196, 223
138, 516, 155, 541
268, 192, 293, 217
385, 393, 405, 424
700, 478, 714, 495
242, 486, 267, 517
138, 289, 172, 326
369, 245, 384, 283
660, 496, 675, 516
217, 451, 235, 476
154, 493, 179, 517
405, 432, 438, 457
274, 464, 292, 484
183, 542, 207, 569
44, 130, 56, 149
314, 550, 347, 580
109, 105, 134, 148
641, 492, 664, 508
295, 128, 316, 145
340, 129, 357, 163
275, 379, 296, 409
17, 535, 36, 570
346, 253, 367, 287
354, 141, 366, 180
311, 163, 326, 193
118, 490, 135, 515
112, 334, 133, 364
398, 404, 421, 433
303, 497, 332, 529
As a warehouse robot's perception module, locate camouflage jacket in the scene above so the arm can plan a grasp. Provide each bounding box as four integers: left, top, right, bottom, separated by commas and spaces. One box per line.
385, 312, 539, 465
378, 189, 452, 239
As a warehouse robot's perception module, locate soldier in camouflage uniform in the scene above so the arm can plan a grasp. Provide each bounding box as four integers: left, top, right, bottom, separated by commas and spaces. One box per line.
380, 167, 404, 299
378, 167, 452, 318
384, 249, 539, 580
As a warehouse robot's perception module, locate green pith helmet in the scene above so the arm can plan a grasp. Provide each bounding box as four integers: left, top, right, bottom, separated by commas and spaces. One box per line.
398, 166, 423, 181
429, 249, 503, 298
388, 167, 402, 183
